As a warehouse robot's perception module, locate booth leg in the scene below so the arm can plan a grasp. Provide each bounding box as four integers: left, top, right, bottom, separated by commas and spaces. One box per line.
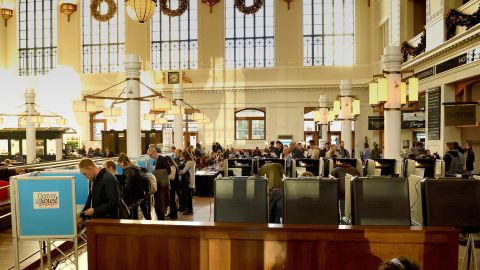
74, 237, 79, 270
38, 241, 44, 270
12, 238, 20, 270
46, 240, 51, 268
460, 234, 479, 270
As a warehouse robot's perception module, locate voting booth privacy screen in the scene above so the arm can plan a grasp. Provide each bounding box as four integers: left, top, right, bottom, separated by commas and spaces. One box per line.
214, 176, 268, 223
351, 177, 410, 225
36, 171, 89, 206
422, 179, 480, 230
283, 178, 339, 225
14, 176, 76, 238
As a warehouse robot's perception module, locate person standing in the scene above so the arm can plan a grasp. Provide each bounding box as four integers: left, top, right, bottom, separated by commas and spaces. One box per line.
338, 141, 350, 158
147, 147, 171, 220
361, 143, 371, 162
179, 151, 195, 215
77, 158, 120, 224
464, 142, 475, 174
165, 156, 179, 220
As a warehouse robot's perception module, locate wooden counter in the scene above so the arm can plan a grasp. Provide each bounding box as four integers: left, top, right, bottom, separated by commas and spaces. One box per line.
87, 220, 458, 270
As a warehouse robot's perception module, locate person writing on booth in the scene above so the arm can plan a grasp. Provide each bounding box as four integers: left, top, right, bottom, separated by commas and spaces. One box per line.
77, 158, 120, 224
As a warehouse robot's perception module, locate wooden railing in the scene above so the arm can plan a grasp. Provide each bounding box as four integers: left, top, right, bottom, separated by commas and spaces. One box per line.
87, 220, 458, 270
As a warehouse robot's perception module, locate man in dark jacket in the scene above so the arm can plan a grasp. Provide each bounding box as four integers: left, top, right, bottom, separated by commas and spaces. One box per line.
147, 146, 171, 220
78, 158, 120, 224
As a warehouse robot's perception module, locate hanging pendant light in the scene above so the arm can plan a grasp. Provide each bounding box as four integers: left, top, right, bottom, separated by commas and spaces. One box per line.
327, 110, 335, 122
56, 118, 68, 126
377, 77, 388, 103
369, 82, 378, 106
167, 105, 184, 115
150, 97, 171, 110
400, 82, 407, 105
352, 99, 360, 116
103, 107, 122, 117
408, 77, 419, 102
333, 100, 341, 116
144, 113, 156, 120
126, 0, 157, 23
155, 117, 168, 125
73, 99, 97, 112
192, 112, 205, 120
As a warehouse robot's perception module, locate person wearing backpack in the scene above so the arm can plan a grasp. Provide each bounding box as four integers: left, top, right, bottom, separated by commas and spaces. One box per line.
179, 151, 195, 215
444, 142, 465, 176
117, 153, 151, 220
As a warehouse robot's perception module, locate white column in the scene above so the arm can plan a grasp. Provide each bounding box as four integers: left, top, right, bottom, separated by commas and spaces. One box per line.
55, 138, 63, 161
382, 46, 403, 159
318, 95, 329, 147
340, 80, 353, 155
173, 84, 184, 150
25, 89, 36, 164
125, 55, 142, 157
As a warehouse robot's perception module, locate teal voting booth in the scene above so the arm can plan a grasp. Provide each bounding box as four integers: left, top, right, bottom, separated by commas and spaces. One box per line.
10, 175, 80, 270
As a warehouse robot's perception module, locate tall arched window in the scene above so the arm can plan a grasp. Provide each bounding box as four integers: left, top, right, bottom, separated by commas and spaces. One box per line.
225, 0, 274, 68
18, 0, 57, 76
235, 109, 265, 140
151, 0, 198, 70
303, 0, 354, 66
82, 0, 125, 73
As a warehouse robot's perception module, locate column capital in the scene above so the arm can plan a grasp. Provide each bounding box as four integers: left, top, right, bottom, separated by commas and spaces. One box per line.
340, 80, 353, 96
125, 54, 141, 79
382, 46, 403, 72
318, 94, 329, 107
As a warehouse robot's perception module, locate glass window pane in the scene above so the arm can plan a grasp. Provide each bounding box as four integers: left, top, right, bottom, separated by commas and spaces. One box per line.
303, 0, 355, 66
251, 120, 265, 140
21, 140, 27, 155
36, 140, 45, 156
236, 109, 265, 117
0, 140, 8, 155
236, 120, 249, 140
304, 120, 315, 131
46, 139, 56, 155
10, 140, 20, 156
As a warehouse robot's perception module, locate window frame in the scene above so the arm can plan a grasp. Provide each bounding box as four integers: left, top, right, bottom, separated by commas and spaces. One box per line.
18, 0, 57, 76
234, 108, 266, 140
81, 0, 125, 73
151, 0, 198, 70
303, 0, 355, 66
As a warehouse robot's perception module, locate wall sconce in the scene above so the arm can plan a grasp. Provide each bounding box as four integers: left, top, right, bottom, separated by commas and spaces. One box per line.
103, 106, 122, 117
1, 8, 13, 27
59, 0, 77, 22
202, 0, 220, 13
333, 97, 360, 120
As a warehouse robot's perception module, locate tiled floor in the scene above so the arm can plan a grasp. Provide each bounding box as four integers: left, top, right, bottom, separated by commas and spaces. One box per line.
1, 196, 480, 270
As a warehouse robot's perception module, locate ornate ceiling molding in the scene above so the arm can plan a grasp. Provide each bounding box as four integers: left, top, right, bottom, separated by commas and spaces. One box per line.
162, 85, 368, 93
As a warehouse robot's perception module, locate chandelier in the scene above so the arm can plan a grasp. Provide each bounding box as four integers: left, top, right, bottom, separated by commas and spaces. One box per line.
126, 0, 157, 23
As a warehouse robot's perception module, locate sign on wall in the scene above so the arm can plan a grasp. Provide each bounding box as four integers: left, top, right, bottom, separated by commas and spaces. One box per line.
368, 116, 384, 130
402, 111, 425, 129
445, 105, 479, 126
427, 89, 441, 140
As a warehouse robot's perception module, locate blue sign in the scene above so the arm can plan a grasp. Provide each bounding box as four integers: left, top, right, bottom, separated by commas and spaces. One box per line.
38, 171, 89, 206
16, 177, 75, 238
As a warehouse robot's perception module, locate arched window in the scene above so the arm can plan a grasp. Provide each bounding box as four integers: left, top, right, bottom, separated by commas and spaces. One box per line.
18, 0, 57, 76
151, 0, 198, 70
225, 0, 274, 68
303, 0, 354, 66
235, 109, 265, 140
82, 0, 125, 73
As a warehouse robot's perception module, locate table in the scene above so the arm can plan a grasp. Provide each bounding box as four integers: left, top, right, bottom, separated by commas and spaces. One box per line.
195, 170, 221, 197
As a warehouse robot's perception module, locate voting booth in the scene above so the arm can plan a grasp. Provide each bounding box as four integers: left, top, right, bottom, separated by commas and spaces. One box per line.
10, 175, 82, 270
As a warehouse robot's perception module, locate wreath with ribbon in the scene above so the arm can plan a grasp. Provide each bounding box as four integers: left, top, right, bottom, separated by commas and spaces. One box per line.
160, 0, 189, 17
401, 29, 426, 62
446, 5, 480, 40
90, 0, 117, 22
235, 0, 264, 15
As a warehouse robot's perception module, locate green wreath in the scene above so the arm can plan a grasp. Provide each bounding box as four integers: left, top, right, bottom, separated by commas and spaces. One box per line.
160, 0, 189, 17
235, 0, 264, 15
90, 0, 117, 22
